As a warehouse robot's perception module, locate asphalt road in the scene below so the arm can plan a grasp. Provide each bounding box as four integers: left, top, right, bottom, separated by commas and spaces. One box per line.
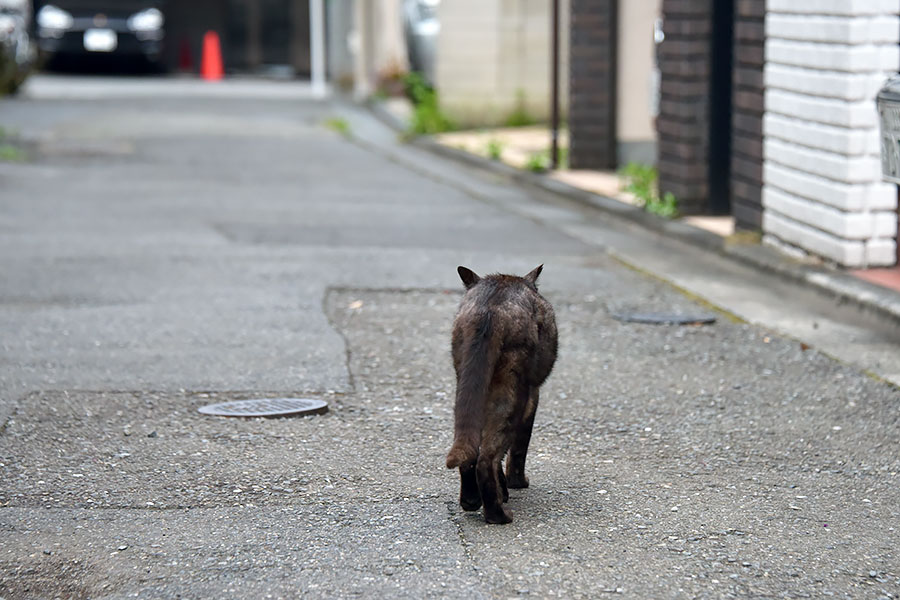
0, 76, 898, 599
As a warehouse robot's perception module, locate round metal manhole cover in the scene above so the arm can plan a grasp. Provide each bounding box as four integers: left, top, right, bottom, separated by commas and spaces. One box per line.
198, 397, 328, 418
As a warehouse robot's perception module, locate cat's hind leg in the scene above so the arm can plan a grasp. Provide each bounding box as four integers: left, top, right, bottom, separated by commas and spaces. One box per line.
506, 386, 538, 489
458, 462, 481, 511
476, 367, 523, 524
476, 450, 512, 524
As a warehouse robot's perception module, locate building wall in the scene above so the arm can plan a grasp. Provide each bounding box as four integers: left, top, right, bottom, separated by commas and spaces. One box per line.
435, 0, 570, 127
327, 0, 354, 86
656, 0, 713, 214
164, 0, 227, 70
349, 0, 409, 98
165, 0, 311, 75
762, 0, 899, 267
731, 0, 765, 230
568, 0, 616, 169
616, 0, 661, 166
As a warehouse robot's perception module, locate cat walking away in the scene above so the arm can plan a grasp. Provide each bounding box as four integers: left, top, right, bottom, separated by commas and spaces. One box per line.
446, 265, 558, 524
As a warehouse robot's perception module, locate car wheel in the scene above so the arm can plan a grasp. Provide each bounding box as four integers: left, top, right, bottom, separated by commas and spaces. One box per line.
5, 73, 25, 94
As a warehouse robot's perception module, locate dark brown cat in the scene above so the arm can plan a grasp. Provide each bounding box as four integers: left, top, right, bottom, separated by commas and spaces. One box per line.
446, 265, 558, 524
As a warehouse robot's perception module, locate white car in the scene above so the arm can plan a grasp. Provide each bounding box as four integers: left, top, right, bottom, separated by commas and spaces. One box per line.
403, 0, 439, 85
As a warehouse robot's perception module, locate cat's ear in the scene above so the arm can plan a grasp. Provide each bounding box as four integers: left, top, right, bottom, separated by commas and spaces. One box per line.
524, 264, 543, 284
457, 266, 481, 289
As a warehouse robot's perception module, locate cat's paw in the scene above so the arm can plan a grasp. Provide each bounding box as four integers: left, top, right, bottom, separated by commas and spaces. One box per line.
484, 507, 513, 525
506, 473, 529, 489
460, 495, 482, 511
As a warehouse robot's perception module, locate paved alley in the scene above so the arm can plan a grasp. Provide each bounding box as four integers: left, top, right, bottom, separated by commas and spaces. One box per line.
0, 77, 898, 599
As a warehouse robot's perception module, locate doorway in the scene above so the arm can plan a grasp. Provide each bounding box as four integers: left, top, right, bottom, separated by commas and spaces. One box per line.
708, 0, 734, 215
225, 0, 310, 77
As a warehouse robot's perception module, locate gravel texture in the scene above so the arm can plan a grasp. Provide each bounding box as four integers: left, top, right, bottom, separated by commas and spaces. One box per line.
2, 287, 897, 598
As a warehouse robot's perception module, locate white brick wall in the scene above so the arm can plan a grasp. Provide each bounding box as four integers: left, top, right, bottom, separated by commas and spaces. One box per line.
763, 3, 899, 267
767, 0, 898, 16
767, 65, 892, 101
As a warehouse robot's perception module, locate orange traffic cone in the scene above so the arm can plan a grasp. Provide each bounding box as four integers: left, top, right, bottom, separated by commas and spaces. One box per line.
201, 31, 224, 81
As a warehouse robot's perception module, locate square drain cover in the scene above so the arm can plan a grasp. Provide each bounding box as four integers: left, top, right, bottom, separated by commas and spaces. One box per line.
198, 397, 328, 418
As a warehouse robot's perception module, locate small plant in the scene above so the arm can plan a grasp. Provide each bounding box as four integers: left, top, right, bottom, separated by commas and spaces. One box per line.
376, 62, 407, 98
324, 117, 351, 137
619, 162, 656, 199
0, 144, 26, 162
403, 72, 455, 135
525, 151, 549, 173
647, 191, 678, 218
486, 139, 504, 161
727, 229, 762, 245
521, 146, 568, 172
552, 146, 569, 170
0, 126, 25, 161
505, 89, 537, 127
618, 162, 678, 218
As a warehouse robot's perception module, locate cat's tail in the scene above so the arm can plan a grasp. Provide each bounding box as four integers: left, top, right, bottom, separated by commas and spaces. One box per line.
446, 311, 498, 469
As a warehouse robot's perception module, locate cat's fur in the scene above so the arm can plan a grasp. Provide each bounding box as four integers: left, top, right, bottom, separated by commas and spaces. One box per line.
446, 265, 558, 524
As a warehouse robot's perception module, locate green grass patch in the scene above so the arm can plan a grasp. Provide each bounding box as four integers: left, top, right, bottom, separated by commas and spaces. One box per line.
525, 151, 548, 173
0, 144, 25, 162
726, 230, 762, 245
619, 162, 679, 219
324, 117, 351, 137
554, 146, 569, 169
504, 90, 538, 127
486, 139, 504, 161
524, 146, 568, 172
403, 72, 455, 135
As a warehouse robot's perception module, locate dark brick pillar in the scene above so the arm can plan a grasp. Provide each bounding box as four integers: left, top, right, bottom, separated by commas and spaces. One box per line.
730, 0, 765, 230
656, 0, 713, 214
568, 0, 617, 170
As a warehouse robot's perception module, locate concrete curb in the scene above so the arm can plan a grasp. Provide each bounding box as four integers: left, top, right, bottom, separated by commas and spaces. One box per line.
368, 100, 900, 328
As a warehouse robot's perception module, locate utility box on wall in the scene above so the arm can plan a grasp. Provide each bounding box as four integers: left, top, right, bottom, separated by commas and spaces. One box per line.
877, 75, 900, 185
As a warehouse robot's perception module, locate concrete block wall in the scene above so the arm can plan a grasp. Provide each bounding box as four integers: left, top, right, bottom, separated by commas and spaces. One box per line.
435, 0, 570, 127
616, 0, 662, 166
763, 1, 900, 267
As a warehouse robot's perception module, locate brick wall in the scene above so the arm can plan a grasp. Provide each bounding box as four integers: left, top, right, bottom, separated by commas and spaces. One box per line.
568, 0, 617, 169
763, 1, 899, 267
731, 0, 765, 229
656, 0, 713, 214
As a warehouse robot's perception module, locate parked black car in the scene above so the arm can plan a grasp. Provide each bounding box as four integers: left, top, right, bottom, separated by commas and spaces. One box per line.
35, 0, 165, 70
0, 0, 35, 94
